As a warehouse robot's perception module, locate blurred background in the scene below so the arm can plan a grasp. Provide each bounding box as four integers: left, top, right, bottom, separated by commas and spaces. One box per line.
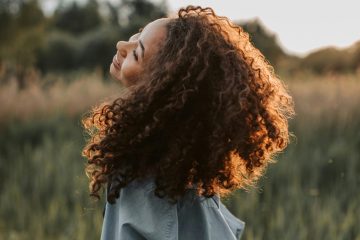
0, 0, 359, 239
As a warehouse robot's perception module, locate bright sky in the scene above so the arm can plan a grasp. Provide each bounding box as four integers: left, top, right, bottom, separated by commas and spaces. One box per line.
165, 0, 360, 57
42, 0, 360, 57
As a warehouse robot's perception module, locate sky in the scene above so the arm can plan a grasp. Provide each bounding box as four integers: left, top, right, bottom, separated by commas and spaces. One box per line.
42, 0, 360, 57
165, 0, 360, 57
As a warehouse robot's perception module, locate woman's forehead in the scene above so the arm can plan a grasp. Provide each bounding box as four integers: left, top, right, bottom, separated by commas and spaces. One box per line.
132, 18, 169, 47
129, 33, 140, 42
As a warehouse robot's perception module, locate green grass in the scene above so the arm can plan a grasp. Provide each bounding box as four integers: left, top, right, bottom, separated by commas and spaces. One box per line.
0, 115, 104, 240
0, 74, 359, 239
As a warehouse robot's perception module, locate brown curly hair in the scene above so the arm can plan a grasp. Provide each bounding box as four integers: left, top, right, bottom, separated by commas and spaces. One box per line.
82, 6, 294, 204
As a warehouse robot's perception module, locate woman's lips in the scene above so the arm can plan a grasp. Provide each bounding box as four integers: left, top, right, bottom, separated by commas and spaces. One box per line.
112, 55, 121, 70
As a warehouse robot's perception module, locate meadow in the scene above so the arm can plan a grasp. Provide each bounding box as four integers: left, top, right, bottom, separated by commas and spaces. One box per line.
0, 72, 359, 240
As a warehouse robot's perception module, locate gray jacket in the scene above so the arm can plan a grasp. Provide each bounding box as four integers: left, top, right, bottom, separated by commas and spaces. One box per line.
101, 177, 245, 240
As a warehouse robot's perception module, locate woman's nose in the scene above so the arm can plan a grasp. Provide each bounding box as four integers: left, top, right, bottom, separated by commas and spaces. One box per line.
116, 41, 128, 58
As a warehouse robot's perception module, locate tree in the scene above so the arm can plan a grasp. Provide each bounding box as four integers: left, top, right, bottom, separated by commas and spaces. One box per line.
53, 0, 102, 35
0, 0, 46, 88
119, 0, 167, 38
239, 19, 286, 68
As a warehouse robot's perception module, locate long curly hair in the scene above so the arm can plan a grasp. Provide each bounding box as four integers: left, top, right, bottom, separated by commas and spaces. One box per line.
82, 6, 294, 204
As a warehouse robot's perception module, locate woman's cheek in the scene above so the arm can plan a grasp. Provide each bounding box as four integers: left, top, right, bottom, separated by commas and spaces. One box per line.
121, 60, 141, 86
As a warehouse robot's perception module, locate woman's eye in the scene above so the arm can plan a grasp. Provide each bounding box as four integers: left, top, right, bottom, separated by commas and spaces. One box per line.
133, 49, 138, 61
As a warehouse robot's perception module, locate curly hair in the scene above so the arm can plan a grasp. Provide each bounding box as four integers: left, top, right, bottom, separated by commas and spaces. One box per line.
82, 6, 294, 204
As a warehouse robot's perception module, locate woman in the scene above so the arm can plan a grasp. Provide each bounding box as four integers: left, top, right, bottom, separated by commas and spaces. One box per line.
82, 6, 294, 240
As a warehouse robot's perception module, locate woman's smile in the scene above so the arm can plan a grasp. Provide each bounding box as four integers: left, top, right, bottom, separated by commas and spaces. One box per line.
112, 55, 121, 70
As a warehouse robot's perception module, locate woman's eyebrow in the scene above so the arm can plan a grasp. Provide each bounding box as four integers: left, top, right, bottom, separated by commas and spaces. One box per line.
139, 40, 145, 58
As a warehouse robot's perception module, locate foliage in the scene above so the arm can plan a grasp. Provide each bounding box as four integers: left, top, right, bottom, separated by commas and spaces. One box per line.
119, 0, 168, 37
0, 0, 47, 88
301, 47, 355, 74
37, 31, 77, 72
239, 19, 286, 68
53, 0, 102, 35
37, 26, 122, 73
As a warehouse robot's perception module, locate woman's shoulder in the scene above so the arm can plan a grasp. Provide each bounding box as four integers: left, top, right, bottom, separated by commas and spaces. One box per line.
102, 177, 177, 239
174, 186, 245, 240
101, 176, 245, 240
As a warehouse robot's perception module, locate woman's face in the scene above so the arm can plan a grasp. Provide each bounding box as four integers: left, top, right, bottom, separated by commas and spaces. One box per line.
110, 18, 169, 87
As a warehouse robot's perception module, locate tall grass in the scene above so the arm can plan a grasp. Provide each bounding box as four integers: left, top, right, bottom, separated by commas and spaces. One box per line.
0, 72, 359, 239
0, 72, 119, 239
0, 71, 120, 124
0, 116, 104, 240
226, 73, 360, 240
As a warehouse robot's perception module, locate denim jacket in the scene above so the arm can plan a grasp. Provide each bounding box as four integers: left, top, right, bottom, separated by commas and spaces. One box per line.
101, 177, 245, 240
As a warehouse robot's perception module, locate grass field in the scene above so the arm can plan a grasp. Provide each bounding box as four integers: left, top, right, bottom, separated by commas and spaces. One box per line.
0, 72, 359, 240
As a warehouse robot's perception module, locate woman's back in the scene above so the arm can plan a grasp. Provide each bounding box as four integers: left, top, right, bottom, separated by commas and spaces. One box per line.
101, 177, 245, 240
